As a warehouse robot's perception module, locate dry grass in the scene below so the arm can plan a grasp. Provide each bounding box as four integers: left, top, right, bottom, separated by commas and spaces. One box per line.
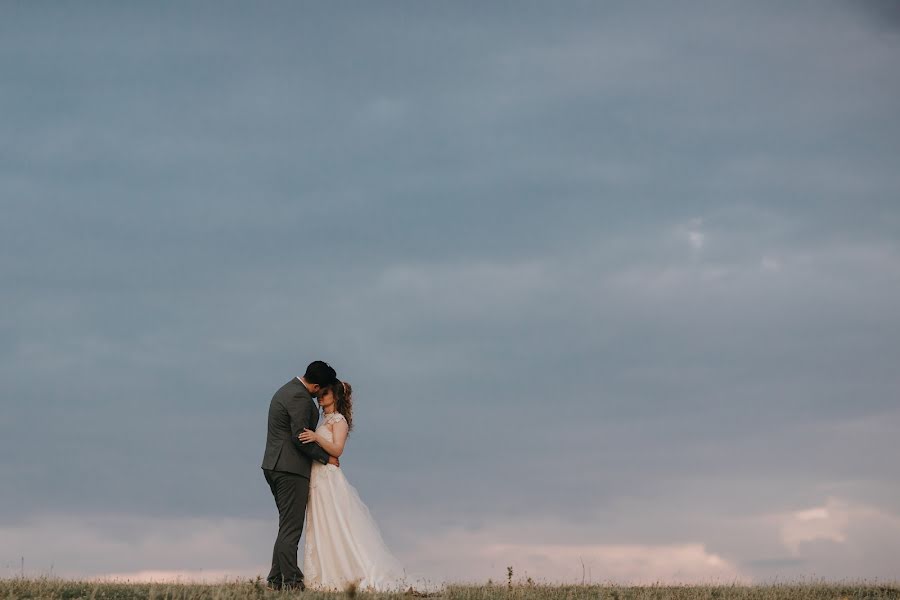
0, 578, 898, 600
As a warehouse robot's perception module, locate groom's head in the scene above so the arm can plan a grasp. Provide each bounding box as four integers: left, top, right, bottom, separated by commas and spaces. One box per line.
302, 360, 338, 397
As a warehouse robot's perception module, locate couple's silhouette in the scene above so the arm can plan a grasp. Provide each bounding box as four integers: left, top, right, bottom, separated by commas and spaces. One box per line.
261, 360, 405, 591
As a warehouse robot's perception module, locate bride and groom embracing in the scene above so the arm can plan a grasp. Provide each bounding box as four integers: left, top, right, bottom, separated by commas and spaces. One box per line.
261, 360, 407, 592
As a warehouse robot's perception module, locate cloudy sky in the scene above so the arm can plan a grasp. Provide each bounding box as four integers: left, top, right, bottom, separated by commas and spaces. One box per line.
2, 0, 899, 586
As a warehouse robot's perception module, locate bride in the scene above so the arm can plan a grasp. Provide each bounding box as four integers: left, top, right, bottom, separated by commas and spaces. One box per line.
297, 381, 418, 592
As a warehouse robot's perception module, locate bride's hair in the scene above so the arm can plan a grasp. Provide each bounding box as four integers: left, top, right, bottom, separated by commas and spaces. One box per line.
331, 380, 354, 432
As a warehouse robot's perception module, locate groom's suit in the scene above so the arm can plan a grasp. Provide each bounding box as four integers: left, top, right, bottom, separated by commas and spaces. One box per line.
262, 377, 331, 588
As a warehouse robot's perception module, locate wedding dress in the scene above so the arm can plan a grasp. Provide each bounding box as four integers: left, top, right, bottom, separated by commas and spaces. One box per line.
302, 412, 412, 592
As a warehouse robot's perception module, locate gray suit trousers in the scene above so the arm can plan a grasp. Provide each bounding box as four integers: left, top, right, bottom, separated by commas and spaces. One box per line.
264, 469, 310, 587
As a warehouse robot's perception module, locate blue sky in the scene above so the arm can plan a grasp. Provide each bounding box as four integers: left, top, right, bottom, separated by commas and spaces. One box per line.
2, 0, 899, 584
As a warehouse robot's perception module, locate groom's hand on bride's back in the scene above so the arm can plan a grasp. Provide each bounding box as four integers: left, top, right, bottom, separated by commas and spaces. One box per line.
328, 456, 340, 467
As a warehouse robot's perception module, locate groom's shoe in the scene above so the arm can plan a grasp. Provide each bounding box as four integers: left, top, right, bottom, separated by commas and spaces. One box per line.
266, 576, 304, 592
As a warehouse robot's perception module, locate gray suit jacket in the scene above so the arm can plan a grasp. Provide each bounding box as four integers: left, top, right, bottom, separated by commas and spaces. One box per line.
261, 377, 331, 477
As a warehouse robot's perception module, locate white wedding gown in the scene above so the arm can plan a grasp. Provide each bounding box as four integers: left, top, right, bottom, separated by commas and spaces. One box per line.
302, 412, 413, 592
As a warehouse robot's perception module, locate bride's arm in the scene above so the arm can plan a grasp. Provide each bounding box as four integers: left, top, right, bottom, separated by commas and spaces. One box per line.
299, 419, 349, 458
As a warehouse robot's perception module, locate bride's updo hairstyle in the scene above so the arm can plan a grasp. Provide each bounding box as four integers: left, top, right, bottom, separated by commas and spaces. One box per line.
331, 380, 354, 432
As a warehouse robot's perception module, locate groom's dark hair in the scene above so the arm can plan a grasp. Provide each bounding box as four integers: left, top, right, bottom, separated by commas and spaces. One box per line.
304, 360, 338, 386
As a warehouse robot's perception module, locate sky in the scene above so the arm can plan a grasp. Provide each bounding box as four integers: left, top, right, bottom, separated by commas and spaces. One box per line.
2, 0, 899, 586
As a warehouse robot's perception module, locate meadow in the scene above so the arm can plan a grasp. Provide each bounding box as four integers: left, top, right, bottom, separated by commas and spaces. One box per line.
1, 578, 898, 600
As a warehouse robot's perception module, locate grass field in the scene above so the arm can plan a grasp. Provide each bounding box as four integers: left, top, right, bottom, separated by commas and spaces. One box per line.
1, 579, 898, 600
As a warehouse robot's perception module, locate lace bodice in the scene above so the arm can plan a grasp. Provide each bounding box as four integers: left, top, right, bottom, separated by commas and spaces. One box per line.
322, 412, 345, 425
316, 412, 346, 442
311, 413, 346, 484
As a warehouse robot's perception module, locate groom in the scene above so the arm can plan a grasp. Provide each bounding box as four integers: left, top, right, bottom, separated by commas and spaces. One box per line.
261, 360, 340, 590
